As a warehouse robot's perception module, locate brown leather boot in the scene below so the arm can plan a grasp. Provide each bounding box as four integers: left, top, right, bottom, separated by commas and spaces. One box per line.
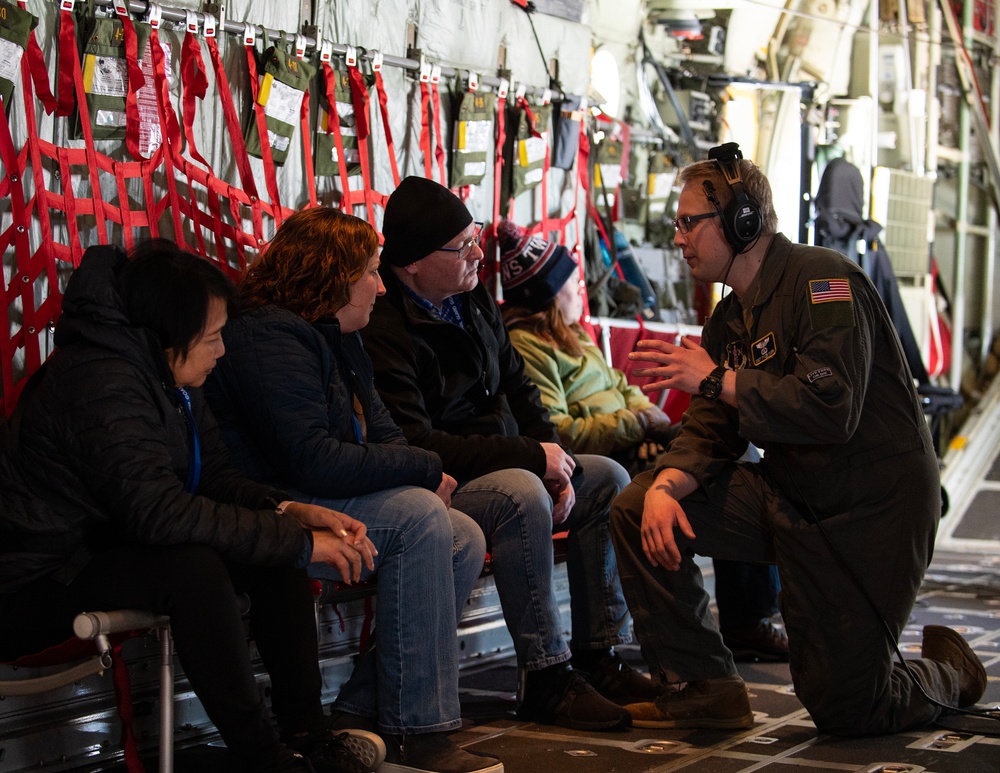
921, 625, 987, 707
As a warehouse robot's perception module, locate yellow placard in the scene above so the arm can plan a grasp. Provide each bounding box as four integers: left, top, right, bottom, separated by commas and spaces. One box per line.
257, 72, 274, 107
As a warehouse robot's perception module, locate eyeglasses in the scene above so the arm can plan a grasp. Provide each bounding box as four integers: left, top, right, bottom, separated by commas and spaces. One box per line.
672, 211, 720, 234
436, 222, 484, 260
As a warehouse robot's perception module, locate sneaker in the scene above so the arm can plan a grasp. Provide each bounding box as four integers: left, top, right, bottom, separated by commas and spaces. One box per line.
264, 747, 314, 772
289, 729, 386, 773
921, 624, 987, 707
571, 650, 662, 705
722, 618, 789, 662
516, 667, 632, 730
626, 675, 754, 730
379, 732, 503, 773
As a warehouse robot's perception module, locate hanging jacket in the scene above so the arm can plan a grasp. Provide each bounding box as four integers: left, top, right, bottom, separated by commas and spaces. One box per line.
1, 246, 304, 593
205, 305, 443, 498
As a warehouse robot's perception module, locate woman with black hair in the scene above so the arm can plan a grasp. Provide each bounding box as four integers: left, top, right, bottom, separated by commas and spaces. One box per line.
0, 240, 384, 772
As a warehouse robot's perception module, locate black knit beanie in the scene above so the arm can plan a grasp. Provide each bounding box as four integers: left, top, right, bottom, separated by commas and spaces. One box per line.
498, 219, 578, 308
380, 176, 474, 267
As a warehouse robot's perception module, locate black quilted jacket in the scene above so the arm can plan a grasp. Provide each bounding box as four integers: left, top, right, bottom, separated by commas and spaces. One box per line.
205, 305, 442, 499
0, 245, 305, 593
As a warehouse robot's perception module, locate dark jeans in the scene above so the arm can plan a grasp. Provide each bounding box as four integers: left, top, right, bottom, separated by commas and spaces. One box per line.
0, 544, 324, 768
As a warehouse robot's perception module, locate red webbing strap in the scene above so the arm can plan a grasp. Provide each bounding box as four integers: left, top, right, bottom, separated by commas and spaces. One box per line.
372, 64, 400, 187
490, 90, 507, 243
180, 31, 212, 170
112, 2, 145, 163
347, 61, 378, 223
146, 26, 189, 251
23, 1, 73, 116
111, 642, 146, 773
429, 76, 447, 187
205, 38, 257, 198
0, 96, 41, 411
419, 78, 434, 181
65, 8, 109, 249
245, 43, 283, 227
321, 61, 357, 214
300, 86, 317, 209
205, 35, 263, 250
17, 20, 57, 268
487, 86, 507, 298
174, 31, 228, 258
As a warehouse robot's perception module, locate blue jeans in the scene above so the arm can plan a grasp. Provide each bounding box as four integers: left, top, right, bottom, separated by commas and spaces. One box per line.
451, 454, 631, 670
301, 485, 486, 734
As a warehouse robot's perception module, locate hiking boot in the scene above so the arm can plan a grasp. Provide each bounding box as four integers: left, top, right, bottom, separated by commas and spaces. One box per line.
516, 667, 632, 730
921, 625, 987, 707
380, 732, 504, 773
722, 618, 789, 663
287, 729, 385, 773
626, 675, 754, 730
571, 650, 662, 705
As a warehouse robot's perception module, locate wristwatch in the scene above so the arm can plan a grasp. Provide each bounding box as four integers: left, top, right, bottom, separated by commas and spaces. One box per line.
699, 365, 727, 400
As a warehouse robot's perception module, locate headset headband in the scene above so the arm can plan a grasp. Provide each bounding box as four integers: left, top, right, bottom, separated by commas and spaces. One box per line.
709, 142, 745, 188
704, 141, 762, 254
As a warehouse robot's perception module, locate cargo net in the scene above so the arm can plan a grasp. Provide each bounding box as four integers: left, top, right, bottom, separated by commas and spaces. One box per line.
0, 7, 312, 416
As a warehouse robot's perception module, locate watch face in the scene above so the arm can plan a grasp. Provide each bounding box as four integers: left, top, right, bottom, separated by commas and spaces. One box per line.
700, 376, 722, 399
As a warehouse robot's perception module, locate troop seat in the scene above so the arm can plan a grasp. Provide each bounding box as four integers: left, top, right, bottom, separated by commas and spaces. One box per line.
0, 609, 173, 772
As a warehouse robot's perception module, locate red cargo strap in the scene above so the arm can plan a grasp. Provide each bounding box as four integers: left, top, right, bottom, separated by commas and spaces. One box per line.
487, 79, 508, 295
320, 60, 356, 215
205, 32, 264, 252
65, 4, 109, 249
24, 0, 74, 116
112, 2, 145, 163
110, 642, 146, 773
146, 22, 188, 251
429, 70, 447, 186
300, 84, 317, 209
419, 65, 434, 181
371, 53, 400, 188
245, 35, 283, 227
347, 53, 378, 223
180, 29, 212, 170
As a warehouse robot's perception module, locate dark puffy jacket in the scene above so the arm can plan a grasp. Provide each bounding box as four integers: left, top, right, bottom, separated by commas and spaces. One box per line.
0, 246, 305, 593
361, 269, 564, 483
205, 305, 442, 498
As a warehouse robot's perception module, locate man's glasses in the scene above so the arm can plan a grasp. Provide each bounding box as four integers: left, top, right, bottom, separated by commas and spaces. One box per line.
437, 222, 484, 260
672, 211, 720, 234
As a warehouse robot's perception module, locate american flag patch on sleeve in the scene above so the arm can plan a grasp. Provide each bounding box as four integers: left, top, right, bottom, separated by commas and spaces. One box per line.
809, 278, 852, 304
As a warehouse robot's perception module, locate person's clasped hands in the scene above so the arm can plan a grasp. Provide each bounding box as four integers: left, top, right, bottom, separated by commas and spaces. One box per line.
277, 501, 378, 584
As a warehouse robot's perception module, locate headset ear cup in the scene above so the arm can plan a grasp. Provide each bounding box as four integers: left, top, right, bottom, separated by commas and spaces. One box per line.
725, 190, 762, 254
707, 142, 763, 254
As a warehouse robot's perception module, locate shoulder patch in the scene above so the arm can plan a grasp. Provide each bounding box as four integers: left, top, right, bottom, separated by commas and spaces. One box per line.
751, 333, 777, 366
809, 278, 852, 304
726, 340, 748, 370
807, 277, 855, 328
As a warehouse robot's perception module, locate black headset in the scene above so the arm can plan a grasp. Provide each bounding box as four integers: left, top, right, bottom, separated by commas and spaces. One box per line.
703, 142, 762, 254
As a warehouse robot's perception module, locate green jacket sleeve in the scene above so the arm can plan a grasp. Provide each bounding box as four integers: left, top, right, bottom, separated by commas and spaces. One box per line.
510, 329, 646, 456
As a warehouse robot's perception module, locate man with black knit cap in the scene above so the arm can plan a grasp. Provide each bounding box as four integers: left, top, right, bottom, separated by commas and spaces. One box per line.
362, 176, 659, 730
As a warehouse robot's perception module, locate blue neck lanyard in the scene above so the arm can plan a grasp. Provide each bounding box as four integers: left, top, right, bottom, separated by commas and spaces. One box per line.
175, 387, 202, 494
